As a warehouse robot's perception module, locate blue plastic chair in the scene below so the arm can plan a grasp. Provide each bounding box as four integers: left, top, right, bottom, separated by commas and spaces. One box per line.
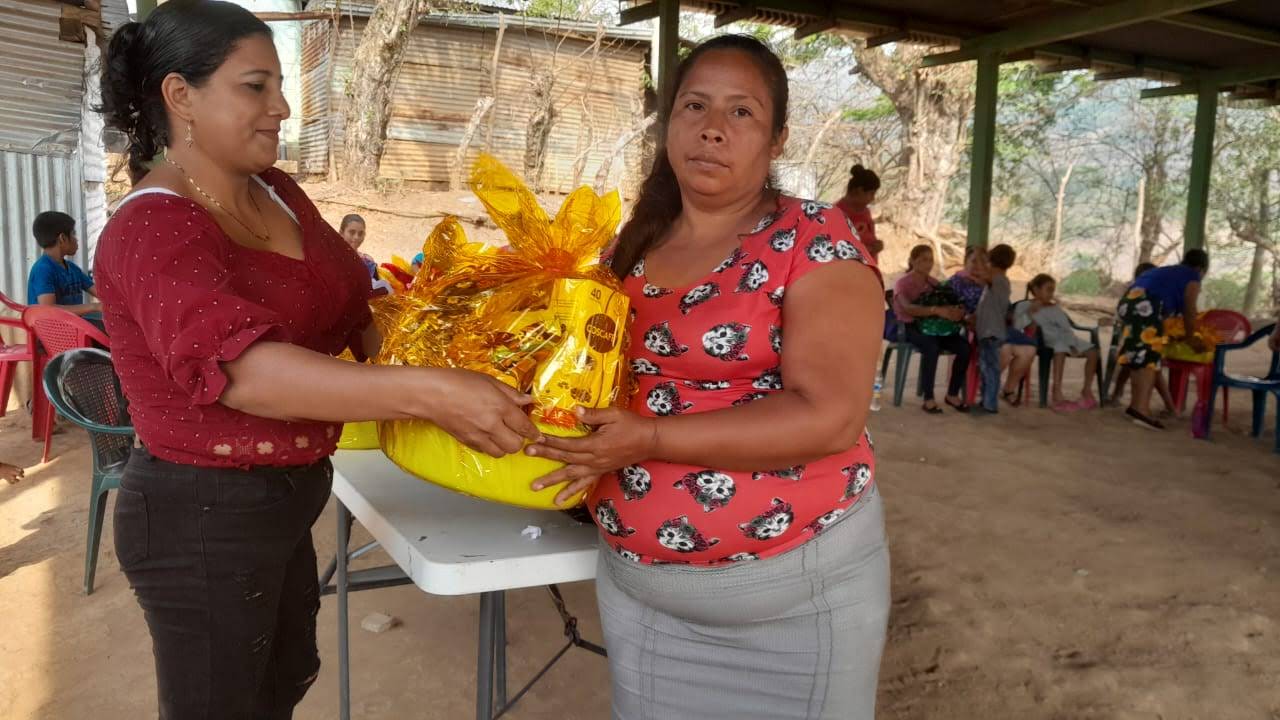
1011, 300, 1103, 408
41, 347, 134, 594
1205, 323, 1280, 452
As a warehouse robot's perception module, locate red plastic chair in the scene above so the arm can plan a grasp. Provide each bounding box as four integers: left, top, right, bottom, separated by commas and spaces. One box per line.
22, 305, 110, 462
0, 292, 33, 418
1166, 310, 1250, 424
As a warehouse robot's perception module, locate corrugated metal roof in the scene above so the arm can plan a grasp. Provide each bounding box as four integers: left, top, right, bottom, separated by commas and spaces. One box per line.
0, 0, 88, 155
0, 150, 88, 306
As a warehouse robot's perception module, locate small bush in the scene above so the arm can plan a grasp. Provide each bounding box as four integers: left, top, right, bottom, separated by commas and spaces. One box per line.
1060, 269, 1104, 296
1201, 276, 1247, 311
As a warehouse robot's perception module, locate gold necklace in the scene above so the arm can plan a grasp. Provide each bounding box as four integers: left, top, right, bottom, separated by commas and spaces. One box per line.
163, 155, 272, 244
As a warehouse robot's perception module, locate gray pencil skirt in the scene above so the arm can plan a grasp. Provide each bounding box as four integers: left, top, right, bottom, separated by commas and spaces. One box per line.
594, 486, 891, 720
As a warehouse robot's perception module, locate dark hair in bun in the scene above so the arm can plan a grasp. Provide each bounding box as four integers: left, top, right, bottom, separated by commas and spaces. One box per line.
847, 164, 881, 194
97, 0, 271, 181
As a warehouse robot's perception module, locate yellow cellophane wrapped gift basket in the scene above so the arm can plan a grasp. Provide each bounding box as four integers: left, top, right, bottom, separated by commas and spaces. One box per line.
335, 350, 381, 449
375, 154, 630, 509
1162, 313, 1218, 364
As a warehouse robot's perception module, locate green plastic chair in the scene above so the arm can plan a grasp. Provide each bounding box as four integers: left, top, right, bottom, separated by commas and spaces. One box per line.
41, 347, 133, 595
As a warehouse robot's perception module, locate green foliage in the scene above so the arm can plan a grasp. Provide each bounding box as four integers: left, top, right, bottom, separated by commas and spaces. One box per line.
1060, 269, 1104, 296
522, 0, 612, 22
1201, 275, 1248, 311
842, 95, 895, 122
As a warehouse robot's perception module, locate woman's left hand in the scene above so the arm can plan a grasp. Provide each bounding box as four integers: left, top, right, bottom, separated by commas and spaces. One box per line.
527, 406, 658, 506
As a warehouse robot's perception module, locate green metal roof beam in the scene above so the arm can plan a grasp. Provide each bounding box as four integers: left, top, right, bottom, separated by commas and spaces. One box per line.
619, 1, 660, 25
796, 16, 838, 40
1140, 58, 1280, 98
962, 0, 1234, 55
865, 29, 909, 48
1160, 11, 1280, 48
714, 3, 758, 28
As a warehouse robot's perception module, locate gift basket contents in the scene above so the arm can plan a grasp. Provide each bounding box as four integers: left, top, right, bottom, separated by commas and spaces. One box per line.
376, 154, 630, 509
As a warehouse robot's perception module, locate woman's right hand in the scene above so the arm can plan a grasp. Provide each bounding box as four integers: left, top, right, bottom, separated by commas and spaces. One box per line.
410, 369, 542, 458
937, 306, 965, 322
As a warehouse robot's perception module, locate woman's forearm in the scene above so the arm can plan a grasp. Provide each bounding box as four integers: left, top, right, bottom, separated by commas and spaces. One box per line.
220, 341, 431, 423
650, 389, 867, 472
902, 303, 935, 318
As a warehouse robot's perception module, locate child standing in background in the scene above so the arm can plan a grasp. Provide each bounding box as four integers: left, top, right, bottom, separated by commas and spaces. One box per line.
974, 244, 1018, 414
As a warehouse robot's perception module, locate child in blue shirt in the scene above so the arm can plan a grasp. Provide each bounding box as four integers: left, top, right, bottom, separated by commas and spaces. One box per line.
27, 211, 101, 317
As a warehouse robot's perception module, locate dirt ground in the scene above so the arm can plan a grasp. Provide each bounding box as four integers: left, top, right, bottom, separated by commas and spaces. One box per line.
2, 331, 1279, 719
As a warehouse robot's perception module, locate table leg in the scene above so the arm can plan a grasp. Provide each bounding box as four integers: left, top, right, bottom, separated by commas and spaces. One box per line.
477, 591, 496, 720
337, 502, 352, 720
495, 591, 507, 710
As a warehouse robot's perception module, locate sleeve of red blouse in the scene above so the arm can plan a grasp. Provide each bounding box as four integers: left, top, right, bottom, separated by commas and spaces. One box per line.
111, 200, 286, 405
786, 204, 883, 289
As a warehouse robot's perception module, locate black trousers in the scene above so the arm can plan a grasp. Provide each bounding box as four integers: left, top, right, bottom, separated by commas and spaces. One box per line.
904, 325, 971, 402
114, 447, 333, 720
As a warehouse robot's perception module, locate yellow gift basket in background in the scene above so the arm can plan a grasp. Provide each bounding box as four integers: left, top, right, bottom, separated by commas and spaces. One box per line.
376, 155, 630, 509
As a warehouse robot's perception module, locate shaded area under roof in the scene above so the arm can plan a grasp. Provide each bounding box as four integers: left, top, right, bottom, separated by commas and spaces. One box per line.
623, 0, 1280, 93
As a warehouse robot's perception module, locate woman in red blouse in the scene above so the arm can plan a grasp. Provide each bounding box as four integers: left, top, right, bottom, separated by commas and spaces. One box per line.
96, 3, 537, 717
836, 163, 883, 260
525, 36, 888, 719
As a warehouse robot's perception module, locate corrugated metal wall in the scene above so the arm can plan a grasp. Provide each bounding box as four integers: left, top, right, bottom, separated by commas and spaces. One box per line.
301, 14, 649, 194
0, 0, 85, 154
0, 150, 87, 306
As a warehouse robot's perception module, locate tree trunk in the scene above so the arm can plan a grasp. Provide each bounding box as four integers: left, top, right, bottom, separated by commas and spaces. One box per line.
853, 43, 974, 243
1138, 160, 1167, 264
452, 97, 495, 191
524, 70, 556, 193
1243, 168, 1273, 316
484, 12, 506, 152
595, 113, 658, 194
338, 0, 425, 187
1132, 174, 1145, 270
1051, 159, 1077, 276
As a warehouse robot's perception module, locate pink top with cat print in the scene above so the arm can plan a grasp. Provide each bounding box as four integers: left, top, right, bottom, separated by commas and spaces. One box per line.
587, 195, 882, 565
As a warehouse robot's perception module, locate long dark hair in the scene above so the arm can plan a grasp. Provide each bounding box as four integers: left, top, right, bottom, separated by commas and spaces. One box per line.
98, 0, 271, 181
340, 214, 366, 231
609, 35, 789, 278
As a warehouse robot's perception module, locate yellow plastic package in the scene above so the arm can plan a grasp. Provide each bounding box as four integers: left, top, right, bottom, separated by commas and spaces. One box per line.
334, 350, 381, 449
377, 154, 630, 509
1163, 314, 1218, 364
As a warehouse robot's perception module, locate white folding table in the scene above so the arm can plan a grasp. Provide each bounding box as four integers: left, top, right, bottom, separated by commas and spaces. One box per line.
321, 450, 603, 720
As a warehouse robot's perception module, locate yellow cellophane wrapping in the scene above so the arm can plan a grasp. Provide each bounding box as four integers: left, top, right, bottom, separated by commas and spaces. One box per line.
334, 350, 380, 449
376, 154, 631, 509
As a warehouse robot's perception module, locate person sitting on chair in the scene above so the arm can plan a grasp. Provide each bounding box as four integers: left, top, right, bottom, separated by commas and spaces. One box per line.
893, 245, 971, 414
1019, 274, 1100, 412
27, 211, 101, 317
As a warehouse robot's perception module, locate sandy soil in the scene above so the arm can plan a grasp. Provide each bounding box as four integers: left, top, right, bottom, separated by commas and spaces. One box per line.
2, 332, 1279, 719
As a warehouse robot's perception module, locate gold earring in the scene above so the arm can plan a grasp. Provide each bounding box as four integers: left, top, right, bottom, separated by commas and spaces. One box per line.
185, 122, 193, 148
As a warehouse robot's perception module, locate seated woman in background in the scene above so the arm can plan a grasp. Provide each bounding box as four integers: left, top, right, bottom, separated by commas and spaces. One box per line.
948, 246, 990, 326
1018, 274, 1100, 412
893, 245, 971, 414
836, 164, 883, 260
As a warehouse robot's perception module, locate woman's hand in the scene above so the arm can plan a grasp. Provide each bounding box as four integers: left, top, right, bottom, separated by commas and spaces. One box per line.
937, 306, 965, 322
527, 406, 658, 506
409, 369, 542, 458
